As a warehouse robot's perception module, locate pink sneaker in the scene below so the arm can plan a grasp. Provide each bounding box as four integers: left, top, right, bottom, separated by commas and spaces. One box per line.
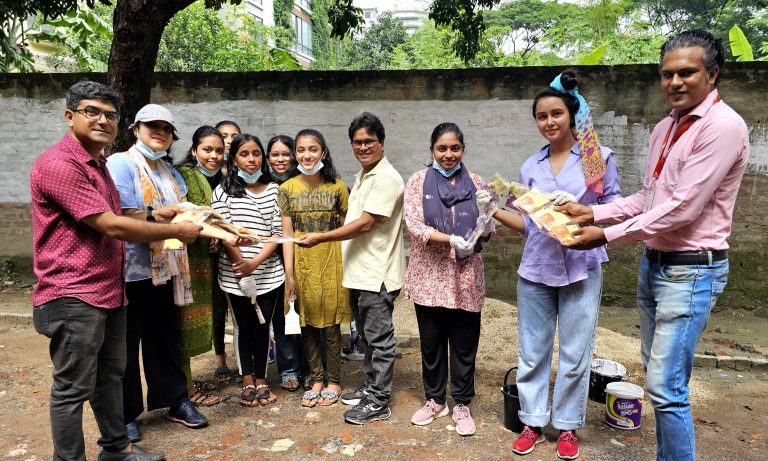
557, 430, 579, 460
511, 425, 544, 455
411, 399, 448, 426
451, 403, 476, 436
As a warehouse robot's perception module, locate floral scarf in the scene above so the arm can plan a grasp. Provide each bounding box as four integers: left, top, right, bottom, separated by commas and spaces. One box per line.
126, 146, 193, 306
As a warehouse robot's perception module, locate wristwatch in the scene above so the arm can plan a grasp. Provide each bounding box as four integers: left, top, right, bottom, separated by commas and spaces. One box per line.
146, 206, 156, 222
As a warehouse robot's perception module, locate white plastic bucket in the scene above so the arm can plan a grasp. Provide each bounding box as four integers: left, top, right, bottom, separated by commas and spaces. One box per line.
604, 382, 644, 430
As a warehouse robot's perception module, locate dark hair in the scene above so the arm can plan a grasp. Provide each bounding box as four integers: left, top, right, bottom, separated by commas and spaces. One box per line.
295, 129, 339, 184
180, 126, 224, 183
215, 120, 242, 133
222, 134, 271, 197
660, 29, 724, 86
267, 135, 298, 181
531, 70, 581, 128
429, 122, 465, 149
66, 80, 121, 113
348, 112, 386, 143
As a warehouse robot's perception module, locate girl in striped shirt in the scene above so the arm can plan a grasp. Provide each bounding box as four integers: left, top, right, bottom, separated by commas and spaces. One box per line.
212, 134, 285, 407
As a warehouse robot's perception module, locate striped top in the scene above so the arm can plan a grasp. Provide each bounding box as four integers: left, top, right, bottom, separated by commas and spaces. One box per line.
212, 182, 285, 297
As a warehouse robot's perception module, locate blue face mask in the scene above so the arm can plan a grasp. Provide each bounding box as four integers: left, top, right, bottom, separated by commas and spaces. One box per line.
237, 168, 263, 184
432, 160, 461, 178
297, 160, 324, 176
196, 160, 220, 178
269, 166, 290, 182
134, 139, 167, 161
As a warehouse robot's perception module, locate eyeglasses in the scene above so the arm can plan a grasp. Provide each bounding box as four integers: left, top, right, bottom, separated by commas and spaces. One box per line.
268, 151, 292, 159
352, 139, 379, 149
143, 121, 174, 135
434, 144, 463, 153
74, 106, 120, 123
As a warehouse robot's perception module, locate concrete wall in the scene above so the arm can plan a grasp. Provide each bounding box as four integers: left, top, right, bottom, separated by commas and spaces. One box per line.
1, 65, 767, 311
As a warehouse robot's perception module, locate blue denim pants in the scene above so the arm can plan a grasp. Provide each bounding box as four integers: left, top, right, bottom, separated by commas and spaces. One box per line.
637, 256, 728, 461
516, 265, 602, 430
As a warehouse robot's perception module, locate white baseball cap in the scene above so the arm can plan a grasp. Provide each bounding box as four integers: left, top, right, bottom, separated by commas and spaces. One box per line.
129, 104, 179, 139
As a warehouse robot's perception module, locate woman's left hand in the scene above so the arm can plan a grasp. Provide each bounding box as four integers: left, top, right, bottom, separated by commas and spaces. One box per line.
233, 259, 256, 277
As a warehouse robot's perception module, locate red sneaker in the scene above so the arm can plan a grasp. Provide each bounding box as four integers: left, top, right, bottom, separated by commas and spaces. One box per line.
557, 430, 580, 460
511, 425, 544, 455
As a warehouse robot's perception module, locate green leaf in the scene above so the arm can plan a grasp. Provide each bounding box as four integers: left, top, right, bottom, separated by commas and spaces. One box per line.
578, 44, 605, 65
729, 25, 753, 62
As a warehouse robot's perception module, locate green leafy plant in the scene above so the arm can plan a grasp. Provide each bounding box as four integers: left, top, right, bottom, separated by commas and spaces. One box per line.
578, 44, 605, 65
729, 24, 754, 61
28, 8, 113, 71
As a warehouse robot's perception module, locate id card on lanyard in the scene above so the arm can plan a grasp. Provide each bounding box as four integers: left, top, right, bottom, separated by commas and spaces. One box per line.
643, 97, 720, 212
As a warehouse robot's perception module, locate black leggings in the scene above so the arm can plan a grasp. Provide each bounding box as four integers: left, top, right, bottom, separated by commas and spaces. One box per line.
228, 286, 280, 378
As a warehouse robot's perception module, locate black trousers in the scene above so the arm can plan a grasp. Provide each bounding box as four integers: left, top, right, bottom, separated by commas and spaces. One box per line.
228, 286, 279, 378
211, 258, 228, 356
123, 280, 188, 423
414, 304, 481, 405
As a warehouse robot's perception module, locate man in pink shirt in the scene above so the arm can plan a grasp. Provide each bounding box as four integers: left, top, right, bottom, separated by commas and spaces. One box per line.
31, 81, 202, 461
558, 30, 749, 461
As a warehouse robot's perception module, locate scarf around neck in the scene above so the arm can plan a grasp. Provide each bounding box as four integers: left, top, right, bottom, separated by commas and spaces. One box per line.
126, 146, 193, 306
422, 165, 479, 261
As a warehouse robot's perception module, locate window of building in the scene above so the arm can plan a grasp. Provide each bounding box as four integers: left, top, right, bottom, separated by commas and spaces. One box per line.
295, 0, 311, 12
246, 0, 264, 23
291, 13, 313, 58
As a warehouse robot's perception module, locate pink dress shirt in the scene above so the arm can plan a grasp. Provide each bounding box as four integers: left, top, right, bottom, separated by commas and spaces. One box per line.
593, 90, 750, 251
403, 168, 486, 313
31, 134, 126, 308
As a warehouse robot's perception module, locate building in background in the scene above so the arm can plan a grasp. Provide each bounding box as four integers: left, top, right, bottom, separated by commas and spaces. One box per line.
354, 0, 429, 35
238, 0, 314, 68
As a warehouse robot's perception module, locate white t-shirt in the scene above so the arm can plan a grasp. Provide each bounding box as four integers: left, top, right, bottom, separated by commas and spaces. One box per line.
341, 156, 406, 293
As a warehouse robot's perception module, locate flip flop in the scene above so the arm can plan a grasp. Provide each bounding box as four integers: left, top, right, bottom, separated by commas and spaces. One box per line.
255, 384, 277, 406
281, 375, 300, 392
301, 390, 320, 408
240, 385, 259, 408
318, 388, 339, 406
214, 367, 235, 383
190, 389, 221, 407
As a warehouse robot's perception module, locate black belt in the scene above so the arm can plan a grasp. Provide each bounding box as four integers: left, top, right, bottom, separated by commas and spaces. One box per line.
645, 248, 728, 266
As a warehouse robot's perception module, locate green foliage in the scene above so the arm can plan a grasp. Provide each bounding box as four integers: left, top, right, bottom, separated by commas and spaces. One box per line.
28, 7, 112, 71
428, 0, 501, 62
729, 24, 754, 61
1, 17, 34, 72
483, 0, 561, 59
327, 0, 363, 38
155, 1, 300, 72
578, 45, 605, 65
387, 20, 502, 69
273, 0, 294, 48
311, 0, 347, 70
340, 11, 407, 70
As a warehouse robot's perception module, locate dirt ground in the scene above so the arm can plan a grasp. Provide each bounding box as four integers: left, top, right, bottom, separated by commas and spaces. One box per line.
1, 279, 767, 461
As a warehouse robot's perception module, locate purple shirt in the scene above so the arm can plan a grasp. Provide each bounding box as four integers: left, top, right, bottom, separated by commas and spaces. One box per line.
594, 90, 749, 251
517, 144, 621, 287
31, 134, 126, 308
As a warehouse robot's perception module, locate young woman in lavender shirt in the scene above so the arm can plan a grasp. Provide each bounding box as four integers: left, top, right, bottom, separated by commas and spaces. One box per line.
484, 70, 622, 460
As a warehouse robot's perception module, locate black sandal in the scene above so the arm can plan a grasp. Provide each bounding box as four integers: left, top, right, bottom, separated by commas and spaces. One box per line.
240, 384, 259, 407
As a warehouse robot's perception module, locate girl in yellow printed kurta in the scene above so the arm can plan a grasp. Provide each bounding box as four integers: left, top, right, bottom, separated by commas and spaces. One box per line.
278, 129, 351, 408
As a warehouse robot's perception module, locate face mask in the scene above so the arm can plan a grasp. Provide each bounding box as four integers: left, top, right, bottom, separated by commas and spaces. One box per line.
237, 168, 263, 184
432, 160, 461, 178
270, 166, 289, 182
196, 159, 220, 178
297, 160, 324, 176
134, 138, 167, 161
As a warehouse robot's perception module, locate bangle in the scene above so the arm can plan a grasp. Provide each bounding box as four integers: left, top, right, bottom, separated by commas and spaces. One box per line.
146, 206, 156, 222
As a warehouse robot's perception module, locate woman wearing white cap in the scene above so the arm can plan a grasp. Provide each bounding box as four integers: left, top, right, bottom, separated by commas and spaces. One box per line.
107, 104, 209, 443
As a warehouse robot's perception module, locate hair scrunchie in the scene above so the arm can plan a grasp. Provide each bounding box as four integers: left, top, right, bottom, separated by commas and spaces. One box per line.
550, 73, 606, 196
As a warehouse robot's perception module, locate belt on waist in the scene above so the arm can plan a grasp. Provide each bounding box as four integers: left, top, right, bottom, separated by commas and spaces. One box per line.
645, 248, 728, 266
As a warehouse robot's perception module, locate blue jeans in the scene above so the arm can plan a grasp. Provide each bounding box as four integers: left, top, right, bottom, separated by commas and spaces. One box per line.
637, 256, 728, 461
516, 265, 602, 430
33, 298, 130, 461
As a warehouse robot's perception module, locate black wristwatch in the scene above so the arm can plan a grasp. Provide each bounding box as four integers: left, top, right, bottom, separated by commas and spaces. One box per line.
146, 206, 156, 222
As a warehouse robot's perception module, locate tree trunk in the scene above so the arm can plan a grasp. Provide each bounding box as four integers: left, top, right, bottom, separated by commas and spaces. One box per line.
107, 0, 194, 153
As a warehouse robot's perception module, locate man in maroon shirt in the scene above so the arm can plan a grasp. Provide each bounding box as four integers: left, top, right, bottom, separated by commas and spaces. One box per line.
31, 81, 202, 461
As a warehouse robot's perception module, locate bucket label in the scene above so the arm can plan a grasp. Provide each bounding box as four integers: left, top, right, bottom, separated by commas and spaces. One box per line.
605, 395, 642, 430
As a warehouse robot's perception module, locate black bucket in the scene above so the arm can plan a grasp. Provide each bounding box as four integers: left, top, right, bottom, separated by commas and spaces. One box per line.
501, 367, 524, 433
589, 358, 629, 403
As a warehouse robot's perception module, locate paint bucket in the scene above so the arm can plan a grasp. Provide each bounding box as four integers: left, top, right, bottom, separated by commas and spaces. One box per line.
589, 358, 629, 403
605, 381, 644, 430
501, 367, 524, 433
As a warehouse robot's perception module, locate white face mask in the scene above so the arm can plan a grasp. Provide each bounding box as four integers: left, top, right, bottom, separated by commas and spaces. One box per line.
237, 168, 263, 184
297, 160, 324, 176
135, 138, 167, 160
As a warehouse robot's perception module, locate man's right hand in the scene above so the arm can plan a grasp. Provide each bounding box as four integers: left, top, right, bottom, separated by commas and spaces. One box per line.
174, 221, 203, 244
153, 204, 182, 223
555, 202, 594, 225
